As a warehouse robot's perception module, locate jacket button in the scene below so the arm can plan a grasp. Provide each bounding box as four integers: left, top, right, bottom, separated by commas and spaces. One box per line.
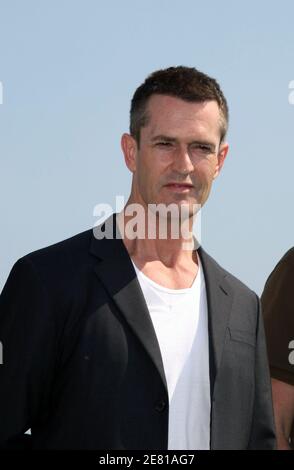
155, 399, 167, 412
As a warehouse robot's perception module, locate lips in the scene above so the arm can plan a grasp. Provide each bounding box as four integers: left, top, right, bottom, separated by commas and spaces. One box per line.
164, 183, 194, 189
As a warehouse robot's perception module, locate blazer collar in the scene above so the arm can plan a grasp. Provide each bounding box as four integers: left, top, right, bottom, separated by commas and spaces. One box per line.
90, 213, 234, 397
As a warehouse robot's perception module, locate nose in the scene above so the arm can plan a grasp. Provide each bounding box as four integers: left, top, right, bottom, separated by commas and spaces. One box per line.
172, 145, 194, 175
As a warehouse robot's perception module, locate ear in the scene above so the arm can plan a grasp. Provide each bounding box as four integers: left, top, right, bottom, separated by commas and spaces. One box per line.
213, 142, 229, 179
121, 133, 138, 173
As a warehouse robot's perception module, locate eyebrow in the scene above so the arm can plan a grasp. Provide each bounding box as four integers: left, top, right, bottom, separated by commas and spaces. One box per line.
150, 135, 177, 143
150, 134, 216, 150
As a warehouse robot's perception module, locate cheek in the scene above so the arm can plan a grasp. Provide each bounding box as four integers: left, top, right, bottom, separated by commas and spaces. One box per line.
139, 158, 166, 184
194, 160, 217, 182
136, 160, 157, 197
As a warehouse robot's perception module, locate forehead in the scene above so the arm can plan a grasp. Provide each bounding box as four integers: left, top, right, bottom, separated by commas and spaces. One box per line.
143, 94, 222, 140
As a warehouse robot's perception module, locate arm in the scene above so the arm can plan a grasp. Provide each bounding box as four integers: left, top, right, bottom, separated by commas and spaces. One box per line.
271, 378, 294, 450
0, 257, 57, 448
261, 250, 294, 449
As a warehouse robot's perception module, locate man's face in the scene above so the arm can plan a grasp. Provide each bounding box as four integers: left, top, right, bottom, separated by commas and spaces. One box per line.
122, 94, 229, 217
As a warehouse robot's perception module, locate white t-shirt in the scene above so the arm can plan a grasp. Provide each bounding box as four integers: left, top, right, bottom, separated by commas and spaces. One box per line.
131, 253, 211, 450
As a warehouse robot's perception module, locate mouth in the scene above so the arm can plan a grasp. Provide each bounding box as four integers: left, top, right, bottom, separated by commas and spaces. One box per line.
164, 183, 194, 192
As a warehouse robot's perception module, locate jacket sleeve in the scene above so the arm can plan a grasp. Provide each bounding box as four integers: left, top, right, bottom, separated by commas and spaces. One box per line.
0, 256, 57, 448
247, 295, 276, 449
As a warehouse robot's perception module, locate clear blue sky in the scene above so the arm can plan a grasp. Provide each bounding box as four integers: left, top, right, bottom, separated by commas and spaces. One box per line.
1, 0, 294, 294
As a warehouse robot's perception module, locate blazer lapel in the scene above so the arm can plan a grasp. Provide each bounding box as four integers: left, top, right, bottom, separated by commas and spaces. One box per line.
89, 213, 168, 392
198, 247, 234, 399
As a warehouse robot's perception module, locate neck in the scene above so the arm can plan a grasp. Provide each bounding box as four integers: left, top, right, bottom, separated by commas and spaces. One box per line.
116, 199, 198, 267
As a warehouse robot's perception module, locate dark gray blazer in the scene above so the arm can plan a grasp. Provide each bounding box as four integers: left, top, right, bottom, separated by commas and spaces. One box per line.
0, 214, 276, 449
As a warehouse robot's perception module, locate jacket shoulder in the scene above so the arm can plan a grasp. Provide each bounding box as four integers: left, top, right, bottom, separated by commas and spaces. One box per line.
10, 228, 95, 305
199, 247, 257, 299
24, 228, 93, 264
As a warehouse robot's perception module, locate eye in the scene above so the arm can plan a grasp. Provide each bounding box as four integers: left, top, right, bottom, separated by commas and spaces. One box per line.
156, 142, 173, 147
191, 144, 212, 154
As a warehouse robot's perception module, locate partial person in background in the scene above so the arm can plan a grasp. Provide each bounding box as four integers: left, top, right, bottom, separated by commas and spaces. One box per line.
261, 248, 294, 450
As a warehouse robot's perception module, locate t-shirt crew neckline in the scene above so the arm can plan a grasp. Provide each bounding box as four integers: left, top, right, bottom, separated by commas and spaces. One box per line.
130, 250, 200, 294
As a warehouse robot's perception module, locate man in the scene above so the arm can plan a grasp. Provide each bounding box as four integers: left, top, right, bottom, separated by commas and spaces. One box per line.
261, 248, 294, 449
0, 66, 275, 450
